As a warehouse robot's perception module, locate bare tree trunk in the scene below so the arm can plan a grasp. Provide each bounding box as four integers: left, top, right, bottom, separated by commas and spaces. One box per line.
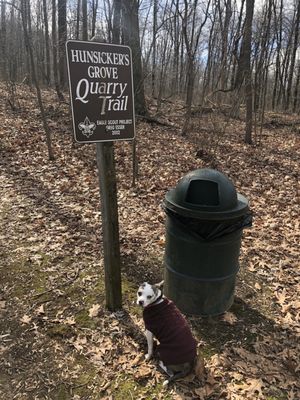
181, 53, 195, 135
171, 0, 180, 96
8, 0, 17, 82
234, 0, 255, 140
253, 0, 272, 112
243, 0, 255, 144
230, 0, 245, 91
202, 12, 216, 102
0, 0, 7, 80
104, 0, 113, 42
52, 0, 64, 101
58, 0, 67, 89
272, 0, 282, 109
122, 0, 147, 116
21, 0, 54, 160
91, 0, 98, 38
82, 0, 87, 40
152, 0, 158, 97
157, 37, 171, 111
75, 0, 81, 40
112, 0, 121, 43
279, 24, 294, 108
42, 0, 51, 85
180, 0, 211, 136
293, 63, 300, 113
285, 0, 300, 110
218, 0, 232, 93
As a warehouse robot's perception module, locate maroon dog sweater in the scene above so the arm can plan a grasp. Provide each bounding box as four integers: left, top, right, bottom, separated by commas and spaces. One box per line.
143, 298, 197, 365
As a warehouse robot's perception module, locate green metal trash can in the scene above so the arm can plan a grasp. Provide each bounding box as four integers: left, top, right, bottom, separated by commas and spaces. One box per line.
163, 168, 251, 316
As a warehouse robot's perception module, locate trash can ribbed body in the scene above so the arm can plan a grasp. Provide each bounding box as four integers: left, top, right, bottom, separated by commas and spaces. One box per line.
164, 216, 243, 315
163, 169, 251, 316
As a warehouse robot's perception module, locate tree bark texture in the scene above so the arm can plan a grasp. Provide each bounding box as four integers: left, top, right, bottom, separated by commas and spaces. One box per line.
122, 0, 147, 116
58, 0, 67, 88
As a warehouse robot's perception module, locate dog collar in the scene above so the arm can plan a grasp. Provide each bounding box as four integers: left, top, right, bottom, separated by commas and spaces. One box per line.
146, 292, 164, 308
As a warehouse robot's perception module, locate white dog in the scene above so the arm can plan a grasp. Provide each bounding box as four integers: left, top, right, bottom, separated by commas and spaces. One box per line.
137, 281, 197, 385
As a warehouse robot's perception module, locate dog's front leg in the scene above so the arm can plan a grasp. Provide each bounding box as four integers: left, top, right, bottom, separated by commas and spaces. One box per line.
145, 330, 154, 360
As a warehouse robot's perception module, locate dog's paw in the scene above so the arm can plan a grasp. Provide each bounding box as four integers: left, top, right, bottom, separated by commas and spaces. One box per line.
162, 379, 169, 387
145, 353, 152, 361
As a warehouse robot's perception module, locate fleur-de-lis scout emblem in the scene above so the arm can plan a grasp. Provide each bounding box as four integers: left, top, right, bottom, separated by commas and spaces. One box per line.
78, 116, 96, 138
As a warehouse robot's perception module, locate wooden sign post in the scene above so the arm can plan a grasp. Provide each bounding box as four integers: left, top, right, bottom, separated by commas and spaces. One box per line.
66, 40, 135, 311
96, 141, 121, 310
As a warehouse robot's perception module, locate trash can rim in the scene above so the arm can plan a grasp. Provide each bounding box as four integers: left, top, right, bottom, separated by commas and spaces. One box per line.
164, 192, 249, 220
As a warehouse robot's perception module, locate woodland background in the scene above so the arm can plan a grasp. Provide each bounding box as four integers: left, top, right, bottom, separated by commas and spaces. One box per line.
0, 0, 299, 400
1, 0, 300, 144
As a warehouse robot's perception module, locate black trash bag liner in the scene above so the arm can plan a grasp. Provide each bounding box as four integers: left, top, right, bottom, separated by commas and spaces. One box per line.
164, 207, 252, 241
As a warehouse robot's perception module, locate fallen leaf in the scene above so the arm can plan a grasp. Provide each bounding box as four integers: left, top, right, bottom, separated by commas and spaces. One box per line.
194, 384, 215, 398
157, 236, 165, 246
134, 365, 152, 381
36, 304, 45, 315
64, 316, 76, 325
254, 282, 261, 290
238, 378, 264, 398
275, 289, 286, 305
89, 304, 101, 318
223, 312, 238, 325
131, 353, 144, 366
20, 315, 32, 324
72, 335, 87, 351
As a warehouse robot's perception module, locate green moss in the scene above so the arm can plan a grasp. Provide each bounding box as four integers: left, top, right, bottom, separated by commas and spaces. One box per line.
265, 392, 288, 400
6, 254, 49, 297
71, 355, 99, 398
111, 374, 173, 400
0, 371, 11, 388
46, 324, 74, 338
89, 279, 106, 302
64, 272, 106, 306
122, 279, 141, 314
113, 377, 137, 400
50, 384, 69, 400
75, 309, 97, 329
198, 344, 218, 359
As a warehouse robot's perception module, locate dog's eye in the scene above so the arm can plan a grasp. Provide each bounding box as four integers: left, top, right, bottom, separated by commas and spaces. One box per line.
147, 295, 152, 299
138, 292, 142, 296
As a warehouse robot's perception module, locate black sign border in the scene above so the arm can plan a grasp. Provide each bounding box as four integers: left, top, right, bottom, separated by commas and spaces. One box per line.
66, 39, 136, 144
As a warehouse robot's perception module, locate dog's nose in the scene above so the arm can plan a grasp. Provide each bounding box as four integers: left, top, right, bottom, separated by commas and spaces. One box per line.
139, 300, 144, 306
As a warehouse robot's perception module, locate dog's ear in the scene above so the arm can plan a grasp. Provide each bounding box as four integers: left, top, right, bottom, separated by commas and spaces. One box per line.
155, 280, 164, 289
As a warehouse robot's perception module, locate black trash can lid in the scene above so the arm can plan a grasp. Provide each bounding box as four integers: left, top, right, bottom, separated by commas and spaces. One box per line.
164, 169, 249, 220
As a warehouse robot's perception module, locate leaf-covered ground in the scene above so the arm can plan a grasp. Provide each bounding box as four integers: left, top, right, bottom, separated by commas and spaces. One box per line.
0, 84, 299, 400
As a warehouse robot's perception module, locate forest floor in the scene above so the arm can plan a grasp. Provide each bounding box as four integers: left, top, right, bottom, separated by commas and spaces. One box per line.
0, 83, 299, 400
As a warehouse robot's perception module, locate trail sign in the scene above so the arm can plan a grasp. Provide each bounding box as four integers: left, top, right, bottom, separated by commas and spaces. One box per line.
66, 40, 135, 143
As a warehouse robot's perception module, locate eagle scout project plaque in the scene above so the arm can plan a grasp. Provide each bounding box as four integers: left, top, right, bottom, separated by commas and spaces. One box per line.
66, 40, 135, 143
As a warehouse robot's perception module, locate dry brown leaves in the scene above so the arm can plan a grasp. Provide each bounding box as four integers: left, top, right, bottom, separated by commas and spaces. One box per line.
0, 84, 299, 399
